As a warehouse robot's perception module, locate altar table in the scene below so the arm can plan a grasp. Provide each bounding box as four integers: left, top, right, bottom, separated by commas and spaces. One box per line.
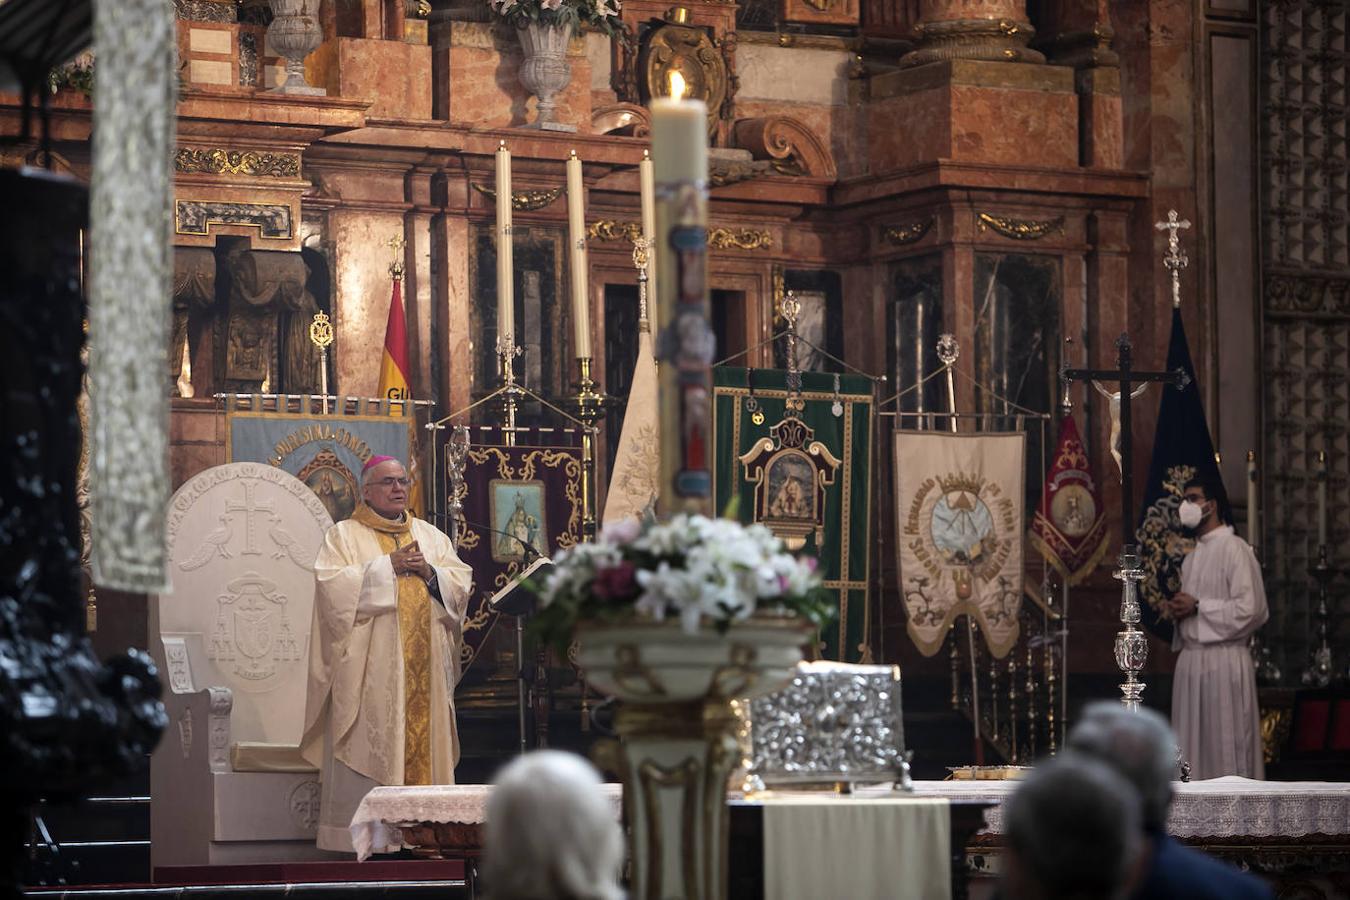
350, 785, 989, 899
351, 778, 1350, 899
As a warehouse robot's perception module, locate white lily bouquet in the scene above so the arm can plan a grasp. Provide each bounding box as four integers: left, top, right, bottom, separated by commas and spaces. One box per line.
487, 0, 625, 37
533, 514, 834, 653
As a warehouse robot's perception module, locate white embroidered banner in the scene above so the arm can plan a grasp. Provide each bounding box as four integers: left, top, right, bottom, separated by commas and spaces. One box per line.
894, 432, 1025, 658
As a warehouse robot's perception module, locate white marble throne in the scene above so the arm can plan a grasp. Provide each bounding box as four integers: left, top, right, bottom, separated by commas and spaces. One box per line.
150, 462, 335, 869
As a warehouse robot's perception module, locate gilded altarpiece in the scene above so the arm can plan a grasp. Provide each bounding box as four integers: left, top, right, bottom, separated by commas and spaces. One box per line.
453, 438, 583, 681
712, 368, 874, 662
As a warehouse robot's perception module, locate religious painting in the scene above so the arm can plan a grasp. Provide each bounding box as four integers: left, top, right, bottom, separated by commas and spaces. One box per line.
713, 368, 874, 663
740, 418, 840, 551
452, 433, 583, 678
488, 479, 548, 563
226, 408, 415, 521
295, 449, 359, 523
894, 431, 1025, 659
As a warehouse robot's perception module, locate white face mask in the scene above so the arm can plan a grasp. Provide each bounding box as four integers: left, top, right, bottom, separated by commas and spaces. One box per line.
1178, 499, 1205, 528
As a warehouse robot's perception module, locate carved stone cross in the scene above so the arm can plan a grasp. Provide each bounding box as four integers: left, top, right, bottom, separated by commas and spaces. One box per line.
225, 482, 276, 556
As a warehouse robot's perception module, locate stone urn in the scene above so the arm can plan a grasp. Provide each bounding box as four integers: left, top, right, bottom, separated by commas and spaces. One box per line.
577, 616, 811, 900
515, 20, 575, 130
267, 0, 326, 95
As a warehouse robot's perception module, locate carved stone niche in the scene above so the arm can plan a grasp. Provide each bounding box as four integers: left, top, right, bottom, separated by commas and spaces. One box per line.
733, 116, 837, 179
613, 1, 739, 146
213, 241, 308, 394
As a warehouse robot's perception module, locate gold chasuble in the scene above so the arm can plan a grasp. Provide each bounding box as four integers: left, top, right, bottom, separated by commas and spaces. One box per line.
351, 503, 433, 785
303, 503, 473, 853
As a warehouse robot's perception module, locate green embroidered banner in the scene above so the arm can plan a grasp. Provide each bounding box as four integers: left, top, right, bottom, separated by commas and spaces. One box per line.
712, 368, 874, 662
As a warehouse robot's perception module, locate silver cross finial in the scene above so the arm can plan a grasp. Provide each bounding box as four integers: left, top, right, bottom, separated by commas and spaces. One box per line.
1154, 209, 1191, 309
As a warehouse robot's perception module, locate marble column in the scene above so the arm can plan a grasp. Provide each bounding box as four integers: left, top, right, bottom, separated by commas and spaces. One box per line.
902, 0, 1044, 67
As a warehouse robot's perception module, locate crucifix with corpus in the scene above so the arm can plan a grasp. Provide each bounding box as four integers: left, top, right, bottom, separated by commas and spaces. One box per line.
1060, 209, 1193, 710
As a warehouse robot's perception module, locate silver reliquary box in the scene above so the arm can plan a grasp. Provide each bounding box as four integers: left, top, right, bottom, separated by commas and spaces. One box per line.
747, 661, 912, 791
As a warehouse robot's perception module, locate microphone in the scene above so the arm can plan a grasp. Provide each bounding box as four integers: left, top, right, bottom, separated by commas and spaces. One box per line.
460, 519, 545, 563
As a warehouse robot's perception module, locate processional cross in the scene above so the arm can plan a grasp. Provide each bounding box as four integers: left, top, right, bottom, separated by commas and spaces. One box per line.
1059, 210, 1193, 709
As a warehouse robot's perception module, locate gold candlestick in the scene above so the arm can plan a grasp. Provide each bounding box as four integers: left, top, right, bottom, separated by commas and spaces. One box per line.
570, 358, 609, 540
309, 311, 334, 413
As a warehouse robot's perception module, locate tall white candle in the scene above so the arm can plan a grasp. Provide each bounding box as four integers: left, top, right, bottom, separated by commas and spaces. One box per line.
1318, 450, 1328, 548
566, 150, 592, 359
639, 149, 657, 326
495, 140, 514, 349
1247, 450, 1259, 553
651, 71, 712, 517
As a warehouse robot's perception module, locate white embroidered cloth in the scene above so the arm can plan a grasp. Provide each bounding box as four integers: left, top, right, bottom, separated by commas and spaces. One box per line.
349, 777, 1350, 860
349, 783, 624, 861
903, 777, 1350, 838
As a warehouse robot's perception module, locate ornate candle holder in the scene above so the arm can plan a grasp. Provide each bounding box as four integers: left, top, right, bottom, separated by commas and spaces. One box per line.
1113, 546, 1148, 710
568, 357, 612, 541
496, 334, 525, 448
1302, 545, 1334, 688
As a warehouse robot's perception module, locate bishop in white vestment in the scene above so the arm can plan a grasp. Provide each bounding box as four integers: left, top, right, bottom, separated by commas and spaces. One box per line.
301, 456, 473, 853
1169, 479, 1268, 781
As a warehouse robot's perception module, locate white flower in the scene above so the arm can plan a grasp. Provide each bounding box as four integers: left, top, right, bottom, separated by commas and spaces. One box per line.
599, 517, 641, 546
541, 0, 564, 10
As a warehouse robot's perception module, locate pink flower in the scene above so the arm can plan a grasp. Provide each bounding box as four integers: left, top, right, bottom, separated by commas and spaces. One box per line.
592, 561, 638, 601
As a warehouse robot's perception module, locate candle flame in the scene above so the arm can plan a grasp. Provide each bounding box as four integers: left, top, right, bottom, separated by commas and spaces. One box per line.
669, 70, 686, 101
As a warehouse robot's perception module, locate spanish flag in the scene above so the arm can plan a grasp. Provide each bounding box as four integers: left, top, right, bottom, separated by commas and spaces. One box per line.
377, 273, 424, 514
377, 276, 411, 413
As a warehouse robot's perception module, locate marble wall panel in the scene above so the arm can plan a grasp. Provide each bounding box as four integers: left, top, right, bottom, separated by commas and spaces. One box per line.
311, 36, 432, 119
330, 209, 407, 397
736, 44, 852, 107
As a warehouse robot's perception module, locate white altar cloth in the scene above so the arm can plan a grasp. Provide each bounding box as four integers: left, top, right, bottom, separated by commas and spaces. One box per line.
348, 776, 1350, 861
905, 776, 1350, 838
349, 784, 624, 861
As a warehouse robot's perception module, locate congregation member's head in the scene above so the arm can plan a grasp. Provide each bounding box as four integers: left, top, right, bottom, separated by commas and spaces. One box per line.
360, 455, 409, 519
482, 750, 624, 900
1067, 701, 1178, 832
1001, 753, 1143, 900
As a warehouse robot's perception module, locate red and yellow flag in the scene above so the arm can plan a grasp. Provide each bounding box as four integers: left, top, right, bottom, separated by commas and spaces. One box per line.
377, 272, 424, 514
377, 276, 411, 411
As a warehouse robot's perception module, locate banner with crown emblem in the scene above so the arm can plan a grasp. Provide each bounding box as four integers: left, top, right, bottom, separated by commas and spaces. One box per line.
1029, 414, 1109, 586
712, 367, 873, 663
894, 431, 1025, 658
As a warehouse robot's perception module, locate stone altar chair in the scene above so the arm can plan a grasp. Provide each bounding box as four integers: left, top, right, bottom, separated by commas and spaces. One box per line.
149, 462, 334, 869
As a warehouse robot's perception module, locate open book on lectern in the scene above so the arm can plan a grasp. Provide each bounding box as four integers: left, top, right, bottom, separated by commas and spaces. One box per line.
487, 555, 553, 617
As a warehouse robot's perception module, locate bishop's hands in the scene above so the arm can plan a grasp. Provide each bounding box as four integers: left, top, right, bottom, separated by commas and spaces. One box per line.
391, 541, 434, 581
1168, 591, 1199, 620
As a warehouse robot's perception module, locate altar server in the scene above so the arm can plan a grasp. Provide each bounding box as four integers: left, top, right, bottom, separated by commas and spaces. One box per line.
1168, 475, 1269, 780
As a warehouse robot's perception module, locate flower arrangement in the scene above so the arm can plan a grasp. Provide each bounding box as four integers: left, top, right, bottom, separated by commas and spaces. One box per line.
488, 0, 624, 37
533, 514, 834, 653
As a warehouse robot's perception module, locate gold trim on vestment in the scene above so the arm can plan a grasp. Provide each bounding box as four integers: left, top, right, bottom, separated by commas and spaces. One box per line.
355, 504, 434, 786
